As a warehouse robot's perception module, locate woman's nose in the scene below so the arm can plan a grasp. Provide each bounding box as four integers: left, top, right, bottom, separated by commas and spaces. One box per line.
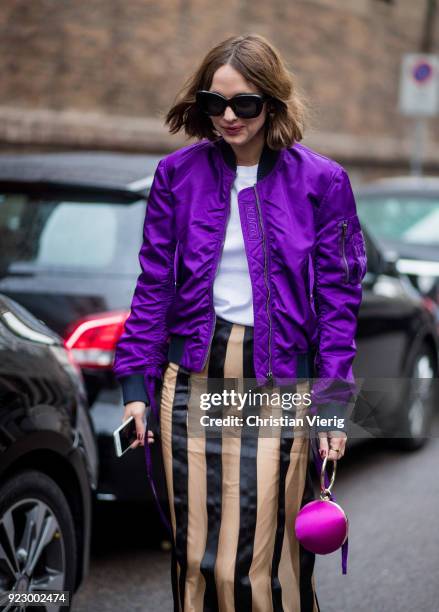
223, 105, 238, 121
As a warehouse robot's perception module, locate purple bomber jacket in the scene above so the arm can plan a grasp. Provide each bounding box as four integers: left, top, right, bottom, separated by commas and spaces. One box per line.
112, 137, 367, 430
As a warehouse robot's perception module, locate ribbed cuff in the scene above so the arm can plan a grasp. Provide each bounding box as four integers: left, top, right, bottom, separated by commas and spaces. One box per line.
118, 373, 149, 406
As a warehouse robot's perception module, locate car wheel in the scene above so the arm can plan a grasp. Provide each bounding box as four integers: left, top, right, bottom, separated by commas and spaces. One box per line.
392, 345, 436, 451
0, 470, 76, 610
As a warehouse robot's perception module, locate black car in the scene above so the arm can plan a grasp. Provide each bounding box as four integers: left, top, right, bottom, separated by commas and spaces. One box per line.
0, 293, 98, 603
0, 152, 165, 508
0, 154, 437, 511
351, 228, 438, 449
355, 176, 439, 314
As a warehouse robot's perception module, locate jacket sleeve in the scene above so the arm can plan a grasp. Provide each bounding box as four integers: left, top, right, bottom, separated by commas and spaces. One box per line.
311, 165, 367, 432
112, 157, 176, 405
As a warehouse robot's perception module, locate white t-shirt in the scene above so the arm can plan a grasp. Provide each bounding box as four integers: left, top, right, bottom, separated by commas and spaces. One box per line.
213, 163, 258, 326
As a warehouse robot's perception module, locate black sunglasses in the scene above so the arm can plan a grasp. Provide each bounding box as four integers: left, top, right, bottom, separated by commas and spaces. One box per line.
195, 90, 271, 119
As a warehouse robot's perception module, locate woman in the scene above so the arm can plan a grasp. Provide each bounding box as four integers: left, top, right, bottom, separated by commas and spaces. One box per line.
113, 34, 366, 612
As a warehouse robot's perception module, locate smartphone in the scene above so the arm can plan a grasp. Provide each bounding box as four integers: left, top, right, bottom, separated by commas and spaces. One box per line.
113, 416, 139, 457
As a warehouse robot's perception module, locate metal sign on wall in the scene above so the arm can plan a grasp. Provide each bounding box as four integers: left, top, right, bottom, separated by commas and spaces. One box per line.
398, 53, 439, 116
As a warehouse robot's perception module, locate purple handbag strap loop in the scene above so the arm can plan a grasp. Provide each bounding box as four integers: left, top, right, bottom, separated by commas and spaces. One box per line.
311, 434, 349, 574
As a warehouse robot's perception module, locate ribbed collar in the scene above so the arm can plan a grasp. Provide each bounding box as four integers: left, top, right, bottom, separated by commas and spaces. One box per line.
214, 137, 281, 183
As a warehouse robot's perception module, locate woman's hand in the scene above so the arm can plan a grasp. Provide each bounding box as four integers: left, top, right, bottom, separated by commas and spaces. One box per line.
318, 430, 347, 460
122, 401, 155, 449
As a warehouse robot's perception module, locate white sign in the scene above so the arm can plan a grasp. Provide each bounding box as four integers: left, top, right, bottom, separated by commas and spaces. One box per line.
398, 53, 439, 116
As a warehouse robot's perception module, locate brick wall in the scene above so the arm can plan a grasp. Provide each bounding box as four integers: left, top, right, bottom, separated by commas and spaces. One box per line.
0, 0, 438, 176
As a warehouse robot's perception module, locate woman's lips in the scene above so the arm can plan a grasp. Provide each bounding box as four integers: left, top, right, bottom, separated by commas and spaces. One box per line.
223, 126, 244, 134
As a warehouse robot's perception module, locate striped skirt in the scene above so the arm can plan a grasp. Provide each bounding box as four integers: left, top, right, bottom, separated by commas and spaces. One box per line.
159, 315, 321, 612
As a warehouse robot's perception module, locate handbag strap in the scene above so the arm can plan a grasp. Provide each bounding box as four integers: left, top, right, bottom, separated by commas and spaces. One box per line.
143, 376, 174, 537
310, 434, 349, 574
143, 377, 186, 607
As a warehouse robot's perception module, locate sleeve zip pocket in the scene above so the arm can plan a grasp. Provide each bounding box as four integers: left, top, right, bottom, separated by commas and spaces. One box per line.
173, 240, 180, 288
339, 217, 367, 285
341, 220, 350, 283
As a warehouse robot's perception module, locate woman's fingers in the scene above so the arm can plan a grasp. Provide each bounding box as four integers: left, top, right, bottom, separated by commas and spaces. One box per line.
318, 432, 329, 458
318, 431, 347, 460
329, 432, 347, 460
133, 413, 146, 440
131, 429, 154, 448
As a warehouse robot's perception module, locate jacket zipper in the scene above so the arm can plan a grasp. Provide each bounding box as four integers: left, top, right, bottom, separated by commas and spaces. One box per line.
202, 179, 234, 369
253, 184, 273, 386
341, 220, 349, 283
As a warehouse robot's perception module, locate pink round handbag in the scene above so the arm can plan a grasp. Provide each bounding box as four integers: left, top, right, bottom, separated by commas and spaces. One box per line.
295, 441, 349, 574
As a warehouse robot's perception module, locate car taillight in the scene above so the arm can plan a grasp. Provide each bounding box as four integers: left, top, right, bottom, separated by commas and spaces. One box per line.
64, 310, 129, 369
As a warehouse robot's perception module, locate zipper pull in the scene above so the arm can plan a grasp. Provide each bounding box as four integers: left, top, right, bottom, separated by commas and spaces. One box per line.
266, 371, 274, 387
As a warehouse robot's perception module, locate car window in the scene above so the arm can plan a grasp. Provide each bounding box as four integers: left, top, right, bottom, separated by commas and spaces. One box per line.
0, 192, 146, 275
356, 194, 439, 246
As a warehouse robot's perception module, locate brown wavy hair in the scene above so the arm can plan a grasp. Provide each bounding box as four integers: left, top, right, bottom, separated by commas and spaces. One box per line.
163, 34, 311, 150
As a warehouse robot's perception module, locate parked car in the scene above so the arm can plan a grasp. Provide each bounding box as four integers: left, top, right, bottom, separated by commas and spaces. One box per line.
355, 176, 439, 315
0, 155, 437, 516
0, 152, 165, 508
350, 227, 438, 450
0, 293, 98, 601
